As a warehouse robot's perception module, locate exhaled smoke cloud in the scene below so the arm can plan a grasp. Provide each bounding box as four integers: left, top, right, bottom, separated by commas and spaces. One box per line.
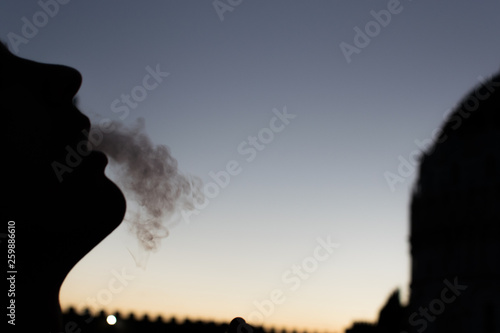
92, 118, 204, 265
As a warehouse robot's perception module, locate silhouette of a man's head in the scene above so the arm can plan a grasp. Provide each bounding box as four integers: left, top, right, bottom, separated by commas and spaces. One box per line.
2, 42, 125, 331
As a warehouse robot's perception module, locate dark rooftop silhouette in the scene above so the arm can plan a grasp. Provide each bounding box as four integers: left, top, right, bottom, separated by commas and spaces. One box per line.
61, 307, 317, 333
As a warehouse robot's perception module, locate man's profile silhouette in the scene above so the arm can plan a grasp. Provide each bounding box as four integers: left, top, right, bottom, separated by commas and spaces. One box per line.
2, 42, 126, 332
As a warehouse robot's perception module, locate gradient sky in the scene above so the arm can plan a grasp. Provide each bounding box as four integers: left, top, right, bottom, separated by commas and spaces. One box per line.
2, 1, 500, 332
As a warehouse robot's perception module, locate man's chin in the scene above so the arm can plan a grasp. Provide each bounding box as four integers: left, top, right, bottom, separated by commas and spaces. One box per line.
85, 177, 126, 246
57, 167, 126, 261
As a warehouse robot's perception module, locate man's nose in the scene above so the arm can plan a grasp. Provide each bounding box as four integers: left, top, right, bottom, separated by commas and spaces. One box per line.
48, 64, 83, 102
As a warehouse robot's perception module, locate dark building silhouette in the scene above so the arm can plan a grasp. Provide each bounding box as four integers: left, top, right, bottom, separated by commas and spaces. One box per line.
407, 71, 500, 333
345, 291, 404, 333
346, 71, 500, 333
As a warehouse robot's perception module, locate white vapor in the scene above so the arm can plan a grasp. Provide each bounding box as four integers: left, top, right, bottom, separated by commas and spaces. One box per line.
92, 118, 204, 267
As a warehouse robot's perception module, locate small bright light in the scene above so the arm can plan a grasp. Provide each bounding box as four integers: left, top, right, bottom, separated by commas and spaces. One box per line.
106, 315, 117, 325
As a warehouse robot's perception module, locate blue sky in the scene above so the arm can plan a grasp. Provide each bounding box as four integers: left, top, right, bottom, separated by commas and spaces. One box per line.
2, 1, 500, 332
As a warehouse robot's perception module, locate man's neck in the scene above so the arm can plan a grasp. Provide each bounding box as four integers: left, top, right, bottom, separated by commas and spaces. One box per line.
15, 276, 63, 332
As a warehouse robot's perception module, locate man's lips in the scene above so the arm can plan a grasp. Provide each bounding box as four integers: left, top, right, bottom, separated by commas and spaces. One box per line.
88, 150, 109, 169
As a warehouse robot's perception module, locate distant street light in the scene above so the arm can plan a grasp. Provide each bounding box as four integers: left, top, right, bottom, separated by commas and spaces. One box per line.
106, 315, 117, 325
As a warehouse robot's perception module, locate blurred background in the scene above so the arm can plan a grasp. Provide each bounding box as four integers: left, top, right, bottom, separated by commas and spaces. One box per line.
1, 1, 500, 332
